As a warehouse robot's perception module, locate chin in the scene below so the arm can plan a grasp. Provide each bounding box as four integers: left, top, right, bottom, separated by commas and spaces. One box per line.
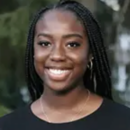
46, 82, 77, 95
50, 87, 73, 95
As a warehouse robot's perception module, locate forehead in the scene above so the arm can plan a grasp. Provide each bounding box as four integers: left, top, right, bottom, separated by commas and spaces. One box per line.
35, 9, 85, 34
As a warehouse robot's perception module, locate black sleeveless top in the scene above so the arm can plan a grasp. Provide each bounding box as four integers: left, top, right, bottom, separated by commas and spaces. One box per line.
0, 98, 130, 130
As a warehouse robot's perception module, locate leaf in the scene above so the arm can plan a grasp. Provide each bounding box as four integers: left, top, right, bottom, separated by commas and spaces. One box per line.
0, 105, 11, 117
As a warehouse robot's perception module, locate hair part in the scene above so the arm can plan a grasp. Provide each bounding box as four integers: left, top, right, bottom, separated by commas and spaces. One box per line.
26, 0, 112, 101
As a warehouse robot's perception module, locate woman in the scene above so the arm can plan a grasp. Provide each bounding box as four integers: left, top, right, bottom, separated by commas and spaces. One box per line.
0, 0, 130, 129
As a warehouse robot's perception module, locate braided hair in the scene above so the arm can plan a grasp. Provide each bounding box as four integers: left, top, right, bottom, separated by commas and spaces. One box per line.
25, 0, 113, 101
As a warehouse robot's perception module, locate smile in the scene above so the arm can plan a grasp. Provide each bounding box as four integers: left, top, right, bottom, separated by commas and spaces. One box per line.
45, 68, 72, 81
49, 69, 69, 75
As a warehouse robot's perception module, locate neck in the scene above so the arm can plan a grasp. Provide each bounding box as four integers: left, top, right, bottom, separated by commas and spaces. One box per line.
41, 84, 89, 110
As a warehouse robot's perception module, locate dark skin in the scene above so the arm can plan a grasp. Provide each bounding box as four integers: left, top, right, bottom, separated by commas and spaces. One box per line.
31, 9, 103, 123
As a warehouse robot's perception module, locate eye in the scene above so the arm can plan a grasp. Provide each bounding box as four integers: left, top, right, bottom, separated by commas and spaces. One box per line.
67, 42, 81, 48
38, 41, 51, 47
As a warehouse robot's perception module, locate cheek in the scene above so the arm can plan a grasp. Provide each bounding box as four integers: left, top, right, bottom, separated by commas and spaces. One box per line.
33, 49, 48, 78
79, 45, 90, 67
34, 43, 50, 63
77, 52, 88, 73
34, 44, 45, 62
69, 48, 89, 66
68, 48, 89, 75
34, 52, 45, 62
34, 54, 44, 78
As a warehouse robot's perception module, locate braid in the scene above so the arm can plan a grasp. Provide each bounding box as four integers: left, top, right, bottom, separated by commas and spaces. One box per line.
76, 7, 108, 96
25, 0, 113, 101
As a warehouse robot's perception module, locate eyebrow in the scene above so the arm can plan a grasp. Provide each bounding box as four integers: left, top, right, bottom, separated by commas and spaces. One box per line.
37, 33, 83, 39
37, 33, 52, 38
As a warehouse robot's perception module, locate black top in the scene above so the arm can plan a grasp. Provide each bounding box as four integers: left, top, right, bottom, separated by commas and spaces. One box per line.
0, 98, 130, 130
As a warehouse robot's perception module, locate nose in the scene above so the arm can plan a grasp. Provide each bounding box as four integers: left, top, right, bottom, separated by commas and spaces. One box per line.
49, 45, 66, 62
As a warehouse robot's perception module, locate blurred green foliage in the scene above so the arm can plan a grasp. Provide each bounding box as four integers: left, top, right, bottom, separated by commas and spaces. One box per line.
0, 105, 10, 117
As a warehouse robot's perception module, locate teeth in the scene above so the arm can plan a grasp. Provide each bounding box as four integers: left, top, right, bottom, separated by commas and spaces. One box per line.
49, 69, 68, 74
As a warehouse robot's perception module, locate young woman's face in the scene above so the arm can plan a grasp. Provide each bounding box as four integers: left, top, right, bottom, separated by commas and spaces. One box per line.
34, 9, 91, 93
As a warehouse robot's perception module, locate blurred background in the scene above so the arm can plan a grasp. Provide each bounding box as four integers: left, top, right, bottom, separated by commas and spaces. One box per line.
0, 0, 130, 116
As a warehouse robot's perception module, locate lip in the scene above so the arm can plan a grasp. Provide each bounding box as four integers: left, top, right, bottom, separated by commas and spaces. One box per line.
45, 68, 72, 81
